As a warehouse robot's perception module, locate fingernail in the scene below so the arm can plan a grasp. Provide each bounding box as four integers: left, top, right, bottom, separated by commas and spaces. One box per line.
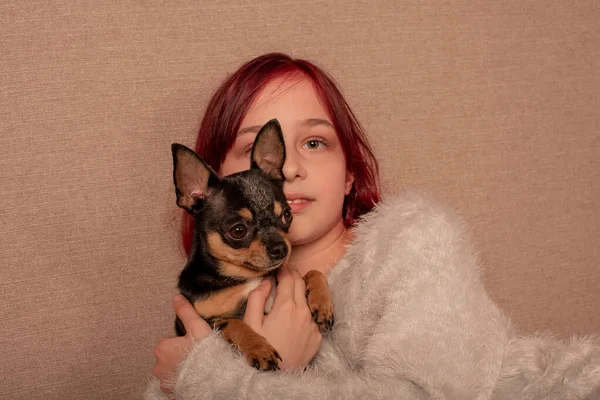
173, 294, 184, 302
259, 280, 269, 287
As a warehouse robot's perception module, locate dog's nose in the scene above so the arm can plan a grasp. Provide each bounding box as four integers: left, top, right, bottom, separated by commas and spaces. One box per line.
267, 241, 288, 260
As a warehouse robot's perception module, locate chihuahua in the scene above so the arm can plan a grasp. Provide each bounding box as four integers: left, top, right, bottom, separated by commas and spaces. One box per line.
171, 119, 334, 371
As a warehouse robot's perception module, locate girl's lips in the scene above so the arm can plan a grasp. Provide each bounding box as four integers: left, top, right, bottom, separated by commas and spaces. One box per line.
286, 197, 313, 213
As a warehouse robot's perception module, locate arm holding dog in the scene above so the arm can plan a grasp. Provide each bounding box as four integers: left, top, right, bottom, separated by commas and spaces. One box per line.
148, 192, 600, 400
149, 279, 427, 400
146, 193, 512, 399
246, 265, 323, 371
152, 295, 212, 398
152, 266, 322, 396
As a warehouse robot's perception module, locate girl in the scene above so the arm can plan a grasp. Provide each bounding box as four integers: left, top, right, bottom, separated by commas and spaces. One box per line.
147, 53, 600, 399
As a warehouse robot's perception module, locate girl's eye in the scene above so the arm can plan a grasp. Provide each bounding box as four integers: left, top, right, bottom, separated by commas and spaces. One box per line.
303, 139, 326, 150
228, 224, 248, 240
244, 145, 253, 154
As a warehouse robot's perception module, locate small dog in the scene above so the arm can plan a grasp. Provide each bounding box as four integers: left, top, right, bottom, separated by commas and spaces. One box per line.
171, 119, 334, 371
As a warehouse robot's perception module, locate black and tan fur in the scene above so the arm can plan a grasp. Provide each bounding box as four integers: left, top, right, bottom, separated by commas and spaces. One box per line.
171, 119, 334, 371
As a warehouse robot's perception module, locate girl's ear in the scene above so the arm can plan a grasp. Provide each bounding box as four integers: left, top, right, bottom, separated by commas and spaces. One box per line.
250, 119, 286, 180
344, 171, 355, 195
171, 143, 220, 214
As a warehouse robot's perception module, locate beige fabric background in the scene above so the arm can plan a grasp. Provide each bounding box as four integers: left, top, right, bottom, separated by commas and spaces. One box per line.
1, 1, 598, 398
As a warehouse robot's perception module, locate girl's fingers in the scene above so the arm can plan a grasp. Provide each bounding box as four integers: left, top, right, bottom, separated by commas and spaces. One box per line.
244, 279, 272, 329
172, 294, 211, 339
290, 268, 308, 305
153, 335, 192, 396
275, 264, 295, 304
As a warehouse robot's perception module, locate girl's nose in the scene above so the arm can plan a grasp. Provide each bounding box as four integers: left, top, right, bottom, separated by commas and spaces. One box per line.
282, 146, 306, 181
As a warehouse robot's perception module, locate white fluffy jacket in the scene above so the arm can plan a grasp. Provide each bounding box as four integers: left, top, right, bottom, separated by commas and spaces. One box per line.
145, 192, 600, 399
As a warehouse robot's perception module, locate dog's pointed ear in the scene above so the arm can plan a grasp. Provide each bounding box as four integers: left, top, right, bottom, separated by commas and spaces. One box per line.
250, 119, 286, 181
171, 143, 220, 214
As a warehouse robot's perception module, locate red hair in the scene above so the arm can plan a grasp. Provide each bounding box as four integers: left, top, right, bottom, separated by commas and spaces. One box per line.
181, 53, 380, 256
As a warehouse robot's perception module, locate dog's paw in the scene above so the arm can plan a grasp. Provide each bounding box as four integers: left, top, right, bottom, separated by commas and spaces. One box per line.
218, 318, 282, 371
305, 289, 334, 330
304, 270, 334, 330
243, 341, 282, 372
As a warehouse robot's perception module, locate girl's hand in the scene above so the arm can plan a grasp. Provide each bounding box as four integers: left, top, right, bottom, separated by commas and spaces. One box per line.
244, 265, 322, 370
152, 295, 212, 396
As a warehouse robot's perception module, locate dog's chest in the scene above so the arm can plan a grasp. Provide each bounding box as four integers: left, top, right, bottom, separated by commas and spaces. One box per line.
245, 276, 277, 314
193, 277, 276, 320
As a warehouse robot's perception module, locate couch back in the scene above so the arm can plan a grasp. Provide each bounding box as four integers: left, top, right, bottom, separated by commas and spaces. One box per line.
1, 1, 599, 398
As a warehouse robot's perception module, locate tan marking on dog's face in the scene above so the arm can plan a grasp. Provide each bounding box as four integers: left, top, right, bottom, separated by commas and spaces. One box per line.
207, 232, 273, 275
283, 235, 292, 261
273, 201, 283, 217
193, 282, 255, 319
219, 260, 267, 279
239, 208, 253, 221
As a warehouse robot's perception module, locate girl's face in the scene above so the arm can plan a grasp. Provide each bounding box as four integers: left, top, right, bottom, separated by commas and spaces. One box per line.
220, 75, 354, 246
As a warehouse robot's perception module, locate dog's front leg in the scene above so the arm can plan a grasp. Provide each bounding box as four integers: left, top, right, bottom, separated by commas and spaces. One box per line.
214, 318, 282, 371
303, 270, 334, 330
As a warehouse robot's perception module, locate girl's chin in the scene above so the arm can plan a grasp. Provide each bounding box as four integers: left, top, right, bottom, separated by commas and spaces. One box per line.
288, 232, 310, 247
287, 224, 315, 247
287, 214, 346, 247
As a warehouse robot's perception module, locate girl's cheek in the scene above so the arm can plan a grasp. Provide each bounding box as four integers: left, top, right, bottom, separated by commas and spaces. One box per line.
221, 155, 250, 176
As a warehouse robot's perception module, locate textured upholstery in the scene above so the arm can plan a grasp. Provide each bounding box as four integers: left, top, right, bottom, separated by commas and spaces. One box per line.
1, 1, 598, 398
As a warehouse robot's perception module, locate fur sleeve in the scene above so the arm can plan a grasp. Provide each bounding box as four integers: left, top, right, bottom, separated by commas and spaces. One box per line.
490, 334, 600, 399
144, 191, 600, 399
144, 332, 430, 400
335, 191, 513, 399
143, 191, 510, 400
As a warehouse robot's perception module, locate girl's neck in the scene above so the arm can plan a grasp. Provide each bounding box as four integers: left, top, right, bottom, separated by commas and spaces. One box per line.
288, 219, 354, 277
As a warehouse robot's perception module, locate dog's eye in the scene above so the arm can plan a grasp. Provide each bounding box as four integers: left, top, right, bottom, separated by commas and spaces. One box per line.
228, 224, 248, 240
282, 209, 292, 224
